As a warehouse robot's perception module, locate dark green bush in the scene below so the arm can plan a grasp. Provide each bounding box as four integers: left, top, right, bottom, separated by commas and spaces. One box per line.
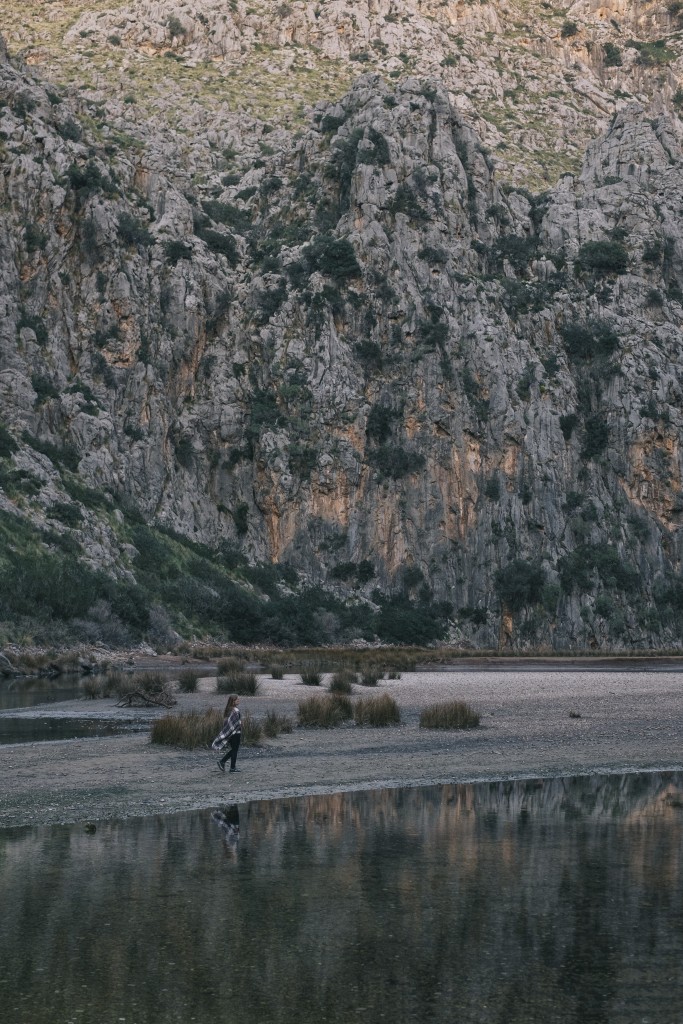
232, 503, 249, 537
368, 445, 425, 480
48, 501, 83, 527
117, 213, 153, 246
31, 375, 59, 404
559, 543, 639, 594
495, 559, 546, 611
17, 313, 48, 347
199, 228, 238, 265
576, 241, 628, 275
367, 403, 400, 443
306, 233, 361, 280
164, 240, 192, 265
390, 183, 430, 221
201, 200, 252, 233
561, 319, 619, 361
0, 423, 18, 459
581, 414, 610, 460
561, 21, 578, 38
603, 42, 622, 66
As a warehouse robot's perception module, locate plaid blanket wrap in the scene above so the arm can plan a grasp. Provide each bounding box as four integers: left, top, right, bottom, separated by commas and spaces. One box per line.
211, 708, 242, 751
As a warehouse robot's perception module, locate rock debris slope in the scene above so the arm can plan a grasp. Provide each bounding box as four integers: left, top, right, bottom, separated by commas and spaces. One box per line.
1, 30, 683, 649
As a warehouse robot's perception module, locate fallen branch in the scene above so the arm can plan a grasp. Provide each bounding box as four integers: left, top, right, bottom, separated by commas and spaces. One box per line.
115, 689, 177, 708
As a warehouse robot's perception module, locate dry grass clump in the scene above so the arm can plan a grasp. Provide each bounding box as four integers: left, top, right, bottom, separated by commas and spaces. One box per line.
134, 671, 166, 694
151, 709, 223, 749
300, 669, 322, 686
265, 662, 285, 679
100, 671, 130, 697
419, 700, 480, 730
329, 669, 356, 694
216, 656, 246, 675
241, 711, 262, 744
82, 677, 104, 699
298, 694, 353, 728
359, 668, 382, 687
151, 708, 264, 748
177, 669, 200, 693
263, 710, 293, 737
354, 693, 401, 727
216, 669, 259, 695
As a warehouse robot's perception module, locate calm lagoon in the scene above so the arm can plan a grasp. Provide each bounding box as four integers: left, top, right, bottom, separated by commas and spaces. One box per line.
0, 772, 681, 1024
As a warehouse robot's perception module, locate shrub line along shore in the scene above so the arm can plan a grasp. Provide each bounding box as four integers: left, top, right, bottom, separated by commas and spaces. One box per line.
0, 663, 682, 829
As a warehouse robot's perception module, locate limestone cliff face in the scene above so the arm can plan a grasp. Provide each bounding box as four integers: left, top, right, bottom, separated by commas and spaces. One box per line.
2, 35, 683, 648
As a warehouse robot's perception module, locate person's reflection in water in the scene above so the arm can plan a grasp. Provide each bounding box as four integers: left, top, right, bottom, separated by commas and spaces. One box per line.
211, 805, 240, 859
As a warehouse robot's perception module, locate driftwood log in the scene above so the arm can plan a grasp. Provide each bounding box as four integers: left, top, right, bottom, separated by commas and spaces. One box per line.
115, 690, 177, 708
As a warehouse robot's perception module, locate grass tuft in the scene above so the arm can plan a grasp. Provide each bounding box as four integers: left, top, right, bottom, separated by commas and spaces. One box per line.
82, 677, 103, 699
419, 700, 480, 730
151, 709, 223, 749
300, 670, 322, 686
263, 710, 293, 737
241, 711, 262, 744
329, 669, 355, 694
359, 668, 382, 686
354, 693, 401, 726
298, 693, 352, 728
177, 669, 200, 693
216, 669, 259, 695
216, 656, 246, 674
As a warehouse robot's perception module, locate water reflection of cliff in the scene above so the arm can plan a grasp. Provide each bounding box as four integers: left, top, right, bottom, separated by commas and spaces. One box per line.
0, 773, 681, 1024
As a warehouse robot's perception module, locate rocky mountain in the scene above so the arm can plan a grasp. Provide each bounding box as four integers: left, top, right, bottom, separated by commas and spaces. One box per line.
1, 8, 683, 650
3, 0, 683, 190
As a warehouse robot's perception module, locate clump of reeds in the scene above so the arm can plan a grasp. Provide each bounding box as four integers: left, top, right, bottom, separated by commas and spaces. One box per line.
82, 677, 104, 699
329, 669, 356, 694
177, 669, 200, 693
359, 668, 382, 687
298, 694, 352, 728
300, 670, 322, 686
135, 671, 166, 694
419, 700, 480, 730
265, 663, 285, 679
354, 693, 401, 727
241, 711, 262, 744
263, 711, 293, 737
216, 669, 259, 695
151, 709, 223, 749
100, 671, 129, 697
216, 656, 246, 675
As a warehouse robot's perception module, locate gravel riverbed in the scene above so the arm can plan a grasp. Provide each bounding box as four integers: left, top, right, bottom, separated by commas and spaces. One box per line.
1, 666, 682, 829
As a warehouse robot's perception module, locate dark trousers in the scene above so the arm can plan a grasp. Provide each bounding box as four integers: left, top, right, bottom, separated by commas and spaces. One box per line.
219, 733, 241, 770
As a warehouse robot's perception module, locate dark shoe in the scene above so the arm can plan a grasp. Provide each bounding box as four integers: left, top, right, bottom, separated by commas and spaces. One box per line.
229, 768, 241, 773
217, 761, 225, 773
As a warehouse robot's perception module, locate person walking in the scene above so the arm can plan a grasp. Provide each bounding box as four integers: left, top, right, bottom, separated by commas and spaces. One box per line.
212, 694, 242, 773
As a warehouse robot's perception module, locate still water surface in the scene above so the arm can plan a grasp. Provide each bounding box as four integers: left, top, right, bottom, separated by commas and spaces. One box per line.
0, 772, 681, 1024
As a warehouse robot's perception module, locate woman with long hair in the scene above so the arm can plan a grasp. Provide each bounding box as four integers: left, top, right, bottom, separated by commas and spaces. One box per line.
212, 694, 242, 773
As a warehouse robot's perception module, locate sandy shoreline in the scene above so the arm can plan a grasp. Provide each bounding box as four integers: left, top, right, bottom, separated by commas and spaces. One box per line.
1, 667, 682, 829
